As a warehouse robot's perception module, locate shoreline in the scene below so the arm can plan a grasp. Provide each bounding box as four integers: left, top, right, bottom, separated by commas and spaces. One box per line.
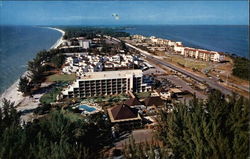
0, 27, 65, 107
46, 27, 65, 49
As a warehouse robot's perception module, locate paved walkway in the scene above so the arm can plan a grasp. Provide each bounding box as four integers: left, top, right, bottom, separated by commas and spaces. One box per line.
114, 129, 154, 149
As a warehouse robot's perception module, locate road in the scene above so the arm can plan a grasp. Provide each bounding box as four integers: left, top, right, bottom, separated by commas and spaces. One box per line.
111, 37, 232, 96
166, 75, 207, 99
114, 129, 154, 148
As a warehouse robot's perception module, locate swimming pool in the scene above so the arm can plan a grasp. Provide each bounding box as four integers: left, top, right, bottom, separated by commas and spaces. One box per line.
78, 104, 96, 112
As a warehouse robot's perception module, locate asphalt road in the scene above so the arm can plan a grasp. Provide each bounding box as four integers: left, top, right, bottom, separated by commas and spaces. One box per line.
114, 129, 154, 148
149, 56, 232, 95
166, 75, 207, 99
111, 37, 233, 96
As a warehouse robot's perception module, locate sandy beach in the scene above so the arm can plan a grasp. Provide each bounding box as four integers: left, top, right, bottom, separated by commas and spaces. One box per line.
47, 27, 65, 49
0, 27, 65, 112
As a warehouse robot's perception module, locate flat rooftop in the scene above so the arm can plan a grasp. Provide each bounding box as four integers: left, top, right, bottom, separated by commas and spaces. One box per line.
79, 69, 143, 81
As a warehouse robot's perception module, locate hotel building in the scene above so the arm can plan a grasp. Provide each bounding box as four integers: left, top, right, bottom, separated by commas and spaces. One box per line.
62, 69, 151, 98
182, 47, 224, 62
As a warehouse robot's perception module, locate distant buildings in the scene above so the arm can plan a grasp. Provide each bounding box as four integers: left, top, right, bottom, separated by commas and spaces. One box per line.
62, 70, 151, 98
62, 54, 141, 75
78, 37, 91, 49
131, 34, 224, 62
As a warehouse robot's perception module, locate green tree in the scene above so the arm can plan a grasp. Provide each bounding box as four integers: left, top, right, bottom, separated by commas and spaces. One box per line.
51, 54, 65, 69
157, 91, 250, 159
18, 76, 31, 95
0, 99, 20, 129
123, 137, 168, 159
0, 109, 111, 159
27, 58, 44, 83
232, 56, 250, 80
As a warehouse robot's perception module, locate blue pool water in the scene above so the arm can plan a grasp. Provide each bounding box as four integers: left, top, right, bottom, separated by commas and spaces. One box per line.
78, 105, 96, 112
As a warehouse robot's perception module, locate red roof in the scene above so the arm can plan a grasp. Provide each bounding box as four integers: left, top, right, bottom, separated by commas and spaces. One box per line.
176, 44, 183, 47
110, 104, 138, 120
144, 96, 164, 106
124, 98, 141, 106
184, 47, 197, 52
198, 50, 217, 54
198, 50, 211, 54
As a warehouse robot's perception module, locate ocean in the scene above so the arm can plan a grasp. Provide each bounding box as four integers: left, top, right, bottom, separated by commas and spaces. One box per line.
0, 25, 248, 93
0, 26, 62, 93
123, 25, 249, 58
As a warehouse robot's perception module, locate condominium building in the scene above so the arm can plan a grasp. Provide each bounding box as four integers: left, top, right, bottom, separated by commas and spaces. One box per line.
182, 47, 224, 62
78, 38, 91, 49
62, 69, 151, 98
174, 42, 184, 54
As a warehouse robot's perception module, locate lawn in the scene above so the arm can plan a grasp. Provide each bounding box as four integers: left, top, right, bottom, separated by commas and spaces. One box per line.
40, 87, 62, 104
164, 55, 210, 71
135, 92, 151, 98
47, 73, 76, 82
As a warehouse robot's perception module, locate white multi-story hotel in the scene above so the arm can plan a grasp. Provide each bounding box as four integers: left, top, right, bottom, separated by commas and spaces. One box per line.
78, 38, 91, 49
62, 69, 151, 98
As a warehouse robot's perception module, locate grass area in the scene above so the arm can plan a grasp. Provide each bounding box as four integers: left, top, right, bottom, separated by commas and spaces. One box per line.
164, 55, 209, 71
40, 87, 62, 104
47, 73, 76, 82
135, 92, 151, 98
63, 110, 83, 121
213, 56, 249, 86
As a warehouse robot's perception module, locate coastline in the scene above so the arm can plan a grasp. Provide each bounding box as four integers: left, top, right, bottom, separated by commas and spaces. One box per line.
46, 27, 65, 49
0, 27, 65, 107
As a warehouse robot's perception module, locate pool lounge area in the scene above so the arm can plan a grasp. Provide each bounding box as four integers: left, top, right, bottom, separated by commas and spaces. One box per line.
72, 102, 102, 115
78, 104, 96, 112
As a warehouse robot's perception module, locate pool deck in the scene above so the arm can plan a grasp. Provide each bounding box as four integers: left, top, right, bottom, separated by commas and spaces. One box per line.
78, 102, 102, 115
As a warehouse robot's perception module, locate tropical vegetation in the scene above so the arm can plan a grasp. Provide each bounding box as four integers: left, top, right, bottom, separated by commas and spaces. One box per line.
232, 56, 250, 80
0, 99, 112, 159
61, 27, 130, 39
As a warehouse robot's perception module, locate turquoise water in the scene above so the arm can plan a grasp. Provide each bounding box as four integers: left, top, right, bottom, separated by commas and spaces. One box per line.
78, 105, 96, 112
0, 26, 62, 93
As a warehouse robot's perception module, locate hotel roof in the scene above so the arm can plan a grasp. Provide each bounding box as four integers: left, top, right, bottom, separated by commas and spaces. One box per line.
184, 47, 197, 51
124, 98, 142, 106
108, 104, 141, 123
144, 96, 164, 106
79, 69, 142, 80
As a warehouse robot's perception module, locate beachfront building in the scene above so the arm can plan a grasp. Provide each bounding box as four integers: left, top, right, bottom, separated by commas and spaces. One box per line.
130, 34, 224, 62
62, 69, 151, 98
132, 35, 146, 40
174, 42, 184, 54
182, 47, 224, 62
183, 47, 197, 58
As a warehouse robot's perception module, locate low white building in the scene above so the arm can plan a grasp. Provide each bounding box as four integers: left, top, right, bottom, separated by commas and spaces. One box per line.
174, 42, 184, 54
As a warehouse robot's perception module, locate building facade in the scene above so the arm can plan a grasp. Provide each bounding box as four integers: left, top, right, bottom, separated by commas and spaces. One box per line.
62, 70, 151, 98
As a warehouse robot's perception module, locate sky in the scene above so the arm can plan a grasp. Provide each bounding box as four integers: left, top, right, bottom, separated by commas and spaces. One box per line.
0, 1, 249, 25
